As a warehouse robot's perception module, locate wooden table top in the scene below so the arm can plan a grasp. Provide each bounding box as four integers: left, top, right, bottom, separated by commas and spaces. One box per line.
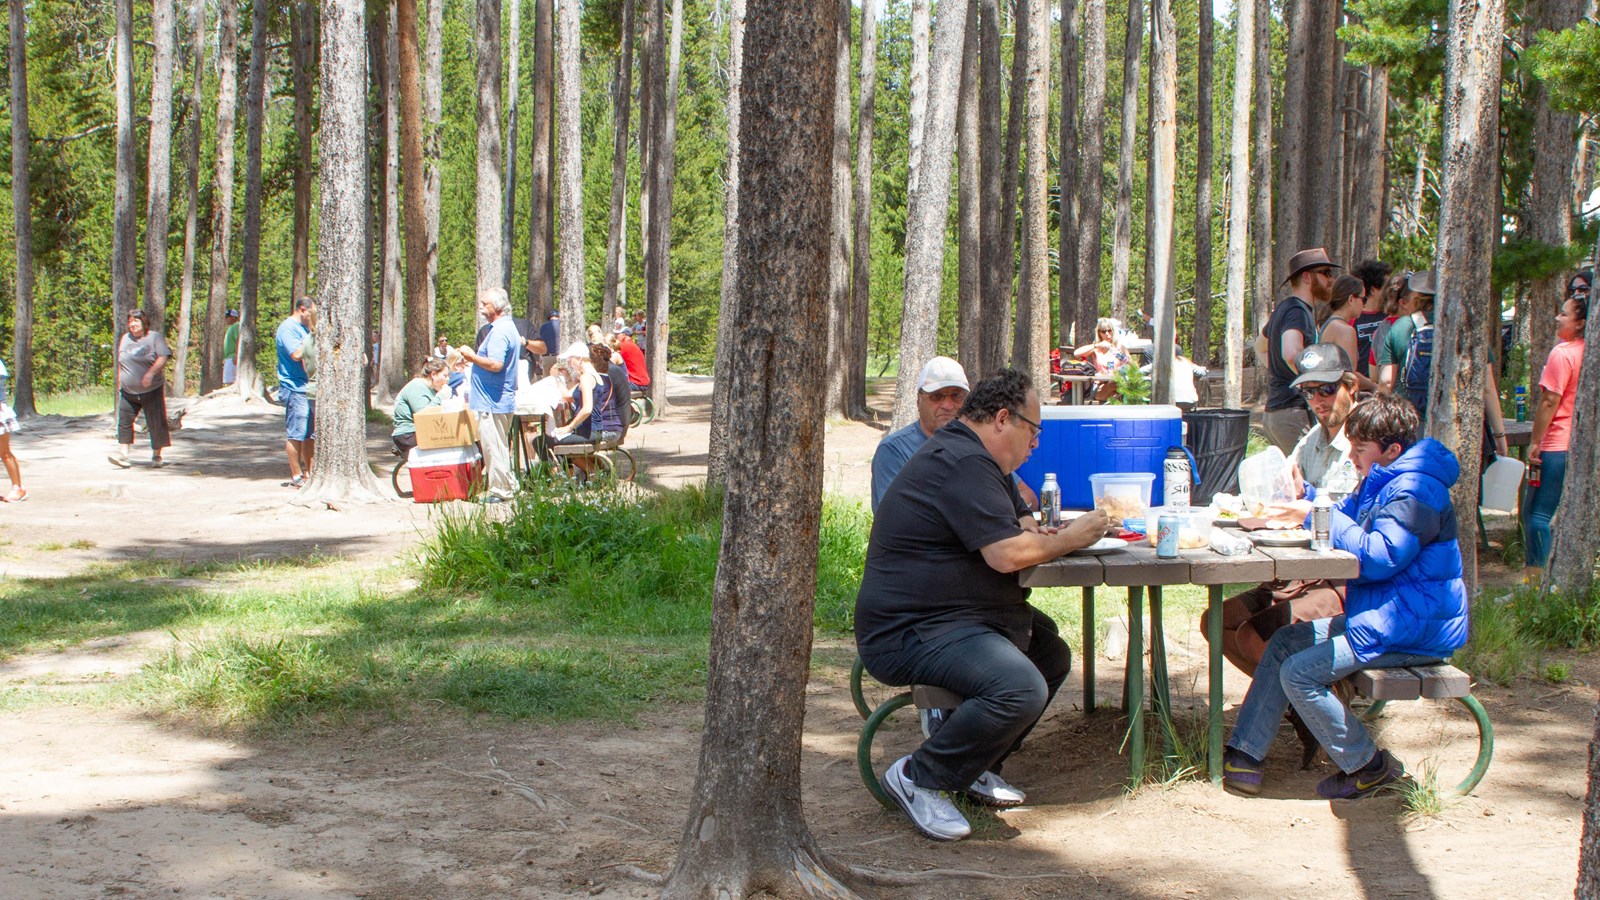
1020, 541, 1359, 588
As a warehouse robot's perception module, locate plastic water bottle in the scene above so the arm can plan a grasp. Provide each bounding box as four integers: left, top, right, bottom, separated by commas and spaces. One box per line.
1515, 385, 1526, 423
1312, 493, 1333, 551
1164, 447, 1192, 508
1041, 473, 1061, 528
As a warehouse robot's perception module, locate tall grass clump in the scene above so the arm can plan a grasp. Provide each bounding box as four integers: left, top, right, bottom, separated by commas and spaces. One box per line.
1456, 595, 1541, 686
1506, 584, 1600, 648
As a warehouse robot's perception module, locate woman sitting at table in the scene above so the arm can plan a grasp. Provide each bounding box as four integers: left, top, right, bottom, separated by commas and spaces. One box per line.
535, 343, 624, 472
1073, 317, 1133, 403
391, 359, 449, 454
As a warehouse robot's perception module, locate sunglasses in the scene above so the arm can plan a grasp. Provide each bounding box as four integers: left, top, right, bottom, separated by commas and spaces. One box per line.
1299, 383, 1342, 398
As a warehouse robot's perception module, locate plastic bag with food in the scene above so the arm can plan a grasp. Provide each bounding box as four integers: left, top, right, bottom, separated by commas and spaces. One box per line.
1237, 447, 1296, 514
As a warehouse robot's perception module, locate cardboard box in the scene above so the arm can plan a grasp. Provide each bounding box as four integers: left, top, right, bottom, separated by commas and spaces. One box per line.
413, 406, 480, 450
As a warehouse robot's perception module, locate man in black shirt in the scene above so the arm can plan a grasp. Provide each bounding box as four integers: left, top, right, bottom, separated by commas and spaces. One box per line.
1263, 247, 1340, 453
855, 369, 1107, 841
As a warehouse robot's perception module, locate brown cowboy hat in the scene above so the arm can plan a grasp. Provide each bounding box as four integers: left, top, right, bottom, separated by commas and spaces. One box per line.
1281, 247, 1343, 285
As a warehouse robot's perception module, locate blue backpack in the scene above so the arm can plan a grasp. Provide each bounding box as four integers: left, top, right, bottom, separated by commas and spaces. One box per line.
1403, 319, 1435, 413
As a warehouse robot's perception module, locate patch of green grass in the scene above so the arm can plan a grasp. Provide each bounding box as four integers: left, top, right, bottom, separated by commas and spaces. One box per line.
36, 387, 115, 417
1507, 585, 1600, 648
1245, 429, 1271, 458
1455, 595, 1541, 686
365, 407, 393, 425
1398, 758, 1446, 820
67, 539, 97, 551
1543, 662, 1571, 684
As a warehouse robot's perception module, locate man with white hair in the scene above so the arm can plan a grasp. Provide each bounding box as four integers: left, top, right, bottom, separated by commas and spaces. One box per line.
456, 288, 520, 502
871, 357, 971, 512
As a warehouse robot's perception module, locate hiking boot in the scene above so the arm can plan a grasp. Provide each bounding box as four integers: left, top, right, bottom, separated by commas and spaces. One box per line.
964, 770, 1026, 808
881, 756, 971, 841
1222, 748, 1265, 796
1317, 749, 1403, 800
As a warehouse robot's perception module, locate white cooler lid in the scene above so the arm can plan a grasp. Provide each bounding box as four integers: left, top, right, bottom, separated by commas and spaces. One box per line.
1040, 404, 1183, 421
408, 445, 483, 466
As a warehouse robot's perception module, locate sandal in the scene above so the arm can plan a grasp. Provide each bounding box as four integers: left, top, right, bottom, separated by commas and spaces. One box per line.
5, 487, 28, 503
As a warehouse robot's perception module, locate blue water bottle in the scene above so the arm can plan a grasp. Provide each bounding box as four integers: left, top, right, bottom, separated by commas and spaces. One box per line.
1515, 385, 1526, 423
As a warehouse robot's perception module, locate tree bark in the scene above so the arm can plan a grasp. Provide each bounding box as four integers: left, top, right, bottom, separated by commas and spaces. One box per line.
378, 1, 406, 404
1578, 700, 1600, 896
291, 2, 315, 305
145, 0, 177, 338
1148, 0, 1176, 402
906, 0, 931, 198
202, 0, 240, 394
642, 0, 684, 415
174, 0, 206, 398
823, 0, 855, 417
302, 0, 387, 504
526, 0, 554, 318
1549, 278, 1600, 599
236, 0, 270, 400
1274, 0, 1338, 281
1222, 0, 1253, 408
976, 0, 1007, 376
1001, 0, 1025, 361
956, 3, 981, 378
1350, 65, 1389, 265
602, 0, 638, 316
112, 0, 138, 346
892, 0, 970, 428
399, 0, 430, 371
1110, 0, 1142, 324
1250, 1, 1272, 366
1192, 0, 1214, 364
1059, 0, 1078, 351
1426, 0, 1505, 594
1076, 0, 1108, 350
846, 0, 877, 417
8, 0, 37, 416
424, 0, 444, 336
1015, 0, 1050, 387
1525, 0, 1585, 391
476, 0, 504, 308
557, 0, 587, 345
657, 0, 852, 892
706, 0, 746, 484
503, 0, 522, 295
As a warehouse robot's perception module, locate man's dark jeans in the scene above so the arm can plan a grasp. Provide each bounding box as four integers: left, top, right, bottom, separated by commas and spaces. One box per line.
860, 607, 1071, 792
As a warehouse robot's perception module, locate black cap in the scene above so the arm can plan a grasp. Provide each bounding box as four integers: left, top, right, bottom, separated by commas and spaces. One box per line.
1290, 343, 1353, 388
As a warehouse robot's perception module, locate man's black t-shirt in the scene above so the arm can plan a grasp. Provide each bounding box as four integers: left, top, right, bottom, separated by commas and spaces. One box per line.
1265, 295, 1314, 411
854, 421, 1033, 659
1353, 310, 1386, 377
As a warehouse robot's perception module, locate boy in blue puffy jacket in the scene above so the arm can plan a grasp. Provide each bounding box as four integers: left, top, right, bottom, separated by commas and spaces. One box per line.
1224, 393, 1468, 799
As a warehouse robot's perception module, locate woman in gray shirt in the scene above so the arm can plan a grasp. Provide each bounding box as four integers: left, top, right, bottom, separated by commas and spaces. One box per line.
110, 311, 173, 468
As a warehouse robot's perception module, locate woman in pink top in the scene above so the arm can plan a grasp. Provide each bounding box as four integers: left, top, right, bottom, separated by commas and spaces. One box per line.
1524, 268, 1591, 574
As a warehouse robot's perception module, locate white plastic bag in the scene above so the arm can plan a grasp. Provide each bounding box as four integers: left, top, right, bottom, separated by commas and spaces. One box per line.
1238, 446, 1295, 512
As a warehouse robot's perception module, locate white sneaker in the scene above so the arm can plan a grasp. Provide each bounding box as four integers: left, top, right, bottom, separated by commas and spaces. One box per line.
881, 756, 971, 841
965, 770, 1026, 807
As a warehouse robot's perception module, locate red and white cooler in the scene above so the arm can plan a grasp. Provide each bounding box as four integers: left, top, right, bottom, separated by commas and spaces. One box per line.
407, 445, 483, 503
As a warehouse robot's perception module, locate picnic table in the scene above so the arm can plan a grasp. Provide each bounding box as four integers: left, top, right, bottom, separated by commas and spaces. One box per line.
1053, 373, 1101, 405
1020, 539, 1359, 785
1503, 421, 1532, 459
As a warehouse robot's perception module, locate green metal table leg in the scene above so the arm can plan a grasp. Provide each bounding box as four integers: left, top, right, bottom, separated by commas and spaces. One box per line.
1149, 587, 1173, 759
850, 656, 871, 721
1083, 586, 1096, 714
857, 692, 914, 809
1454, 694, 1494, 796
1127, 586, 1145, 785
1208, 584, 1224, 784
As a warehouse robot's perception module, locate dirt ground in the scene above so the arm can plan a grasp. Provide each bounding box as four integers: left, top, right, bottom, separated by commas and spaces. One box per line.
0, 377, 1591, 898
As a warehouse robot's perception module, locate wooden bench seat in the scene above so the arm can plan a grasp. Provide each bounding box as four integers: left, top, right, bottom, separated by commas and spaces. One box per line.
1350, 662, 1492, 796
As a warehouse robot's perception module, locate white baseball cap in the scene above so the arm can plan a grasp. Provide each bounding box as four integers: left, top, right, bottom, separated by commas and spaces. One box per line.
918, 356, 969, 393
558, 341, 590, 360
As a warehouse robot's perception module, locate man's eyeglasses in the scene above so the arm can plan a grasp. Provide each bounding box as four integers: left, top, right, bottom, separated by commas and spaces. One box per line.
1299, 383, 1342, 398
1010, 409, 1042, 438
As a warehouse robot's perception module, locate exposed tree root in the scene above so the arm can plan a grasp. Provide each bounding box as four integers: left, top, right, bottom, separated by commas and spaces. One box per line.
848, 864, 1097, 886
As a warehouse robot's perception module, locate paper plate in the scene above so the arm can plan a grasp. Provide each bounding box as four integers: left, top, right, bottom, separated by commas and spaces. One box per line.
1070, 537, 1130, 556
1249, 530, 1313, 548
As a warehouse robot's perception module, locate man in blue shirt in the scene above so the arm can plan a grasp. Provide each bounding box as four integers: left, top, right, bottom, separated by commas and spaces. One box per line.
457, 288, 520, 502
275, 298, 316, 488
871, 357, 970, 512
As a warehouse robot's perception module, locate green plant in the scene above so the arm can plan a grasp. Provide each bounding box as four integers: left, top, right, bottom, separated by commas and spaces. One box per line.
1455, 595, 1541, 686
1398, 757, 1446, 820
1509, 585, 1600, 648
1108, 365, 1151, 405
1543, 663, 1571, 684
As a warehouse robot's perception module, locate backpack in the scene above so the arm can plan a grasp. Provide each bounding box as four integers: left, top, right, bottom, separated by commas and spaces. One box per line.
1402, 318, 1435, 413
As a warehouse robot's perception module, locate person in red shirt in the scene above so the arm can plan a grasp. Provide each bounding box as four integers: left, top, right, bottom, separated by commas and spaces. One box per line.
610, 331, 650, 390
1524, 268, 1591, 577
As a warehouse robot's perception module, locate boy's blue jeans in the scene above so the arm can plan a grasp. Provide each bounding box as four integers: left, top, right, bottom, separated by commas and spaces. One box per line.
1227, 615, 1436, 773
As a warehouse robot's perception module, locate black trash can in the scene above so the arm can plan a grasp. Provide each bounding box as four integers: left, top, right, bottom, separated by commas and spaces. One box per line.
1183, 408, 1251, 506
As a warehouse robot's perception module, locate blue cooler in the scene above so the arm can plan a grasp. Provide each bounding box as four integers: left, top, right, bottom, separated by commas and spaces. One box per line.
1016, 405, 1184, 509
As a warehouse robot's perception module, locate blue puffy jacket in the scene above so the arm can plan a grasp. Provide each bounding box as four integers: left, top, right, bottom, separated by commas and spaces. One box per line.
1331, 437, 1469, 663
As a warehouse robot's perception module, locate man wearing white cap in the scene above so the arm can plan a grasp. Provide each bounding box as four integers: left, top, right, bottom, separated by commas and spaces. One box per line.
871, 357, 971, 512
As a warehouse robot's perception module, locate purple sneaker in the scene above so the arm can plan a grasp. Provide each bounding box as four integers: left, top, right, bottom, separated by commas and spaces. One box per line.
1317, 749, 1403, 800
1222, 748, 1264, 796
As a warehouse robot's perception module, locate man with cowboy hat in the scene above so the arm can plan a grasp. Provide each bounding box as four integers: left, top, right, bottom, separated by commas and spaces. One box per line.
1262, 248, 1342, 453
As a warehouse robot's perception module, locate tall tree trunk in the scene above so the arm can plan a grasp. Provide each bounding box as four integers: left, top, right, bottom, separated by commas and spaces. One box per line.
998, 0, 1025, 358
1426, 0, 1504, 594
174, 0, 206, 397
113, 0, 137, 347
1222, 0, 1253, 408
1059, 0, 1079, 349
1274, 0, 1337, 280
846, 0, 877, 417
1249, 1, 1272, 365
8, 0, 36, 416
291, 2, 315, 304
892, 0, 970, 428
145, 0, 177, 337
824, 0, 855, 416
237, 0, 270, 399
643, 0, 683, 415
1350, 65, 1389, 264
1074, 0, 1107, 352
503, 0, 522, 295
706, 0, 746, 483
1110, 0, 1142, 324
956, 3, 981, 378
1549, 276, 1600, 599
303, 0, 386, 503
525, 0, 554, 318
556, 0, 586, 342
1015, 0, 1049, 386
602, 0, 638, 316
1192, 0, 1214, 364
637, 0, 657, 316
424, 0, 444, 336
1148, 0, 1177, 402
1580, 700, 1600, 895
476, 0, 504, 306
658, 0, 849, 891
976, 0, 1007, 376
906, 0, 931, 197
202, 0, 240, 394
378, 1, 406, 404
399, 0, 430, 371
1525, 0, 1585, 391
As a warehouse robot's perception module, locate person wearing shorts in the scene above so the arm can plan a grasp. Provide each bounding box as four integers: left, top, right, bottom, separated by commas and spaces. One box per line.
276, 298, 317, 488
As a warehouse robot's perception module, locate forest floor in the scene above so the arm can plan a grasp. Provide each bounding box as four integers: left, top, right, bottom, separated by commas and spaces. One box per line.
0, 375, 1588, 898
